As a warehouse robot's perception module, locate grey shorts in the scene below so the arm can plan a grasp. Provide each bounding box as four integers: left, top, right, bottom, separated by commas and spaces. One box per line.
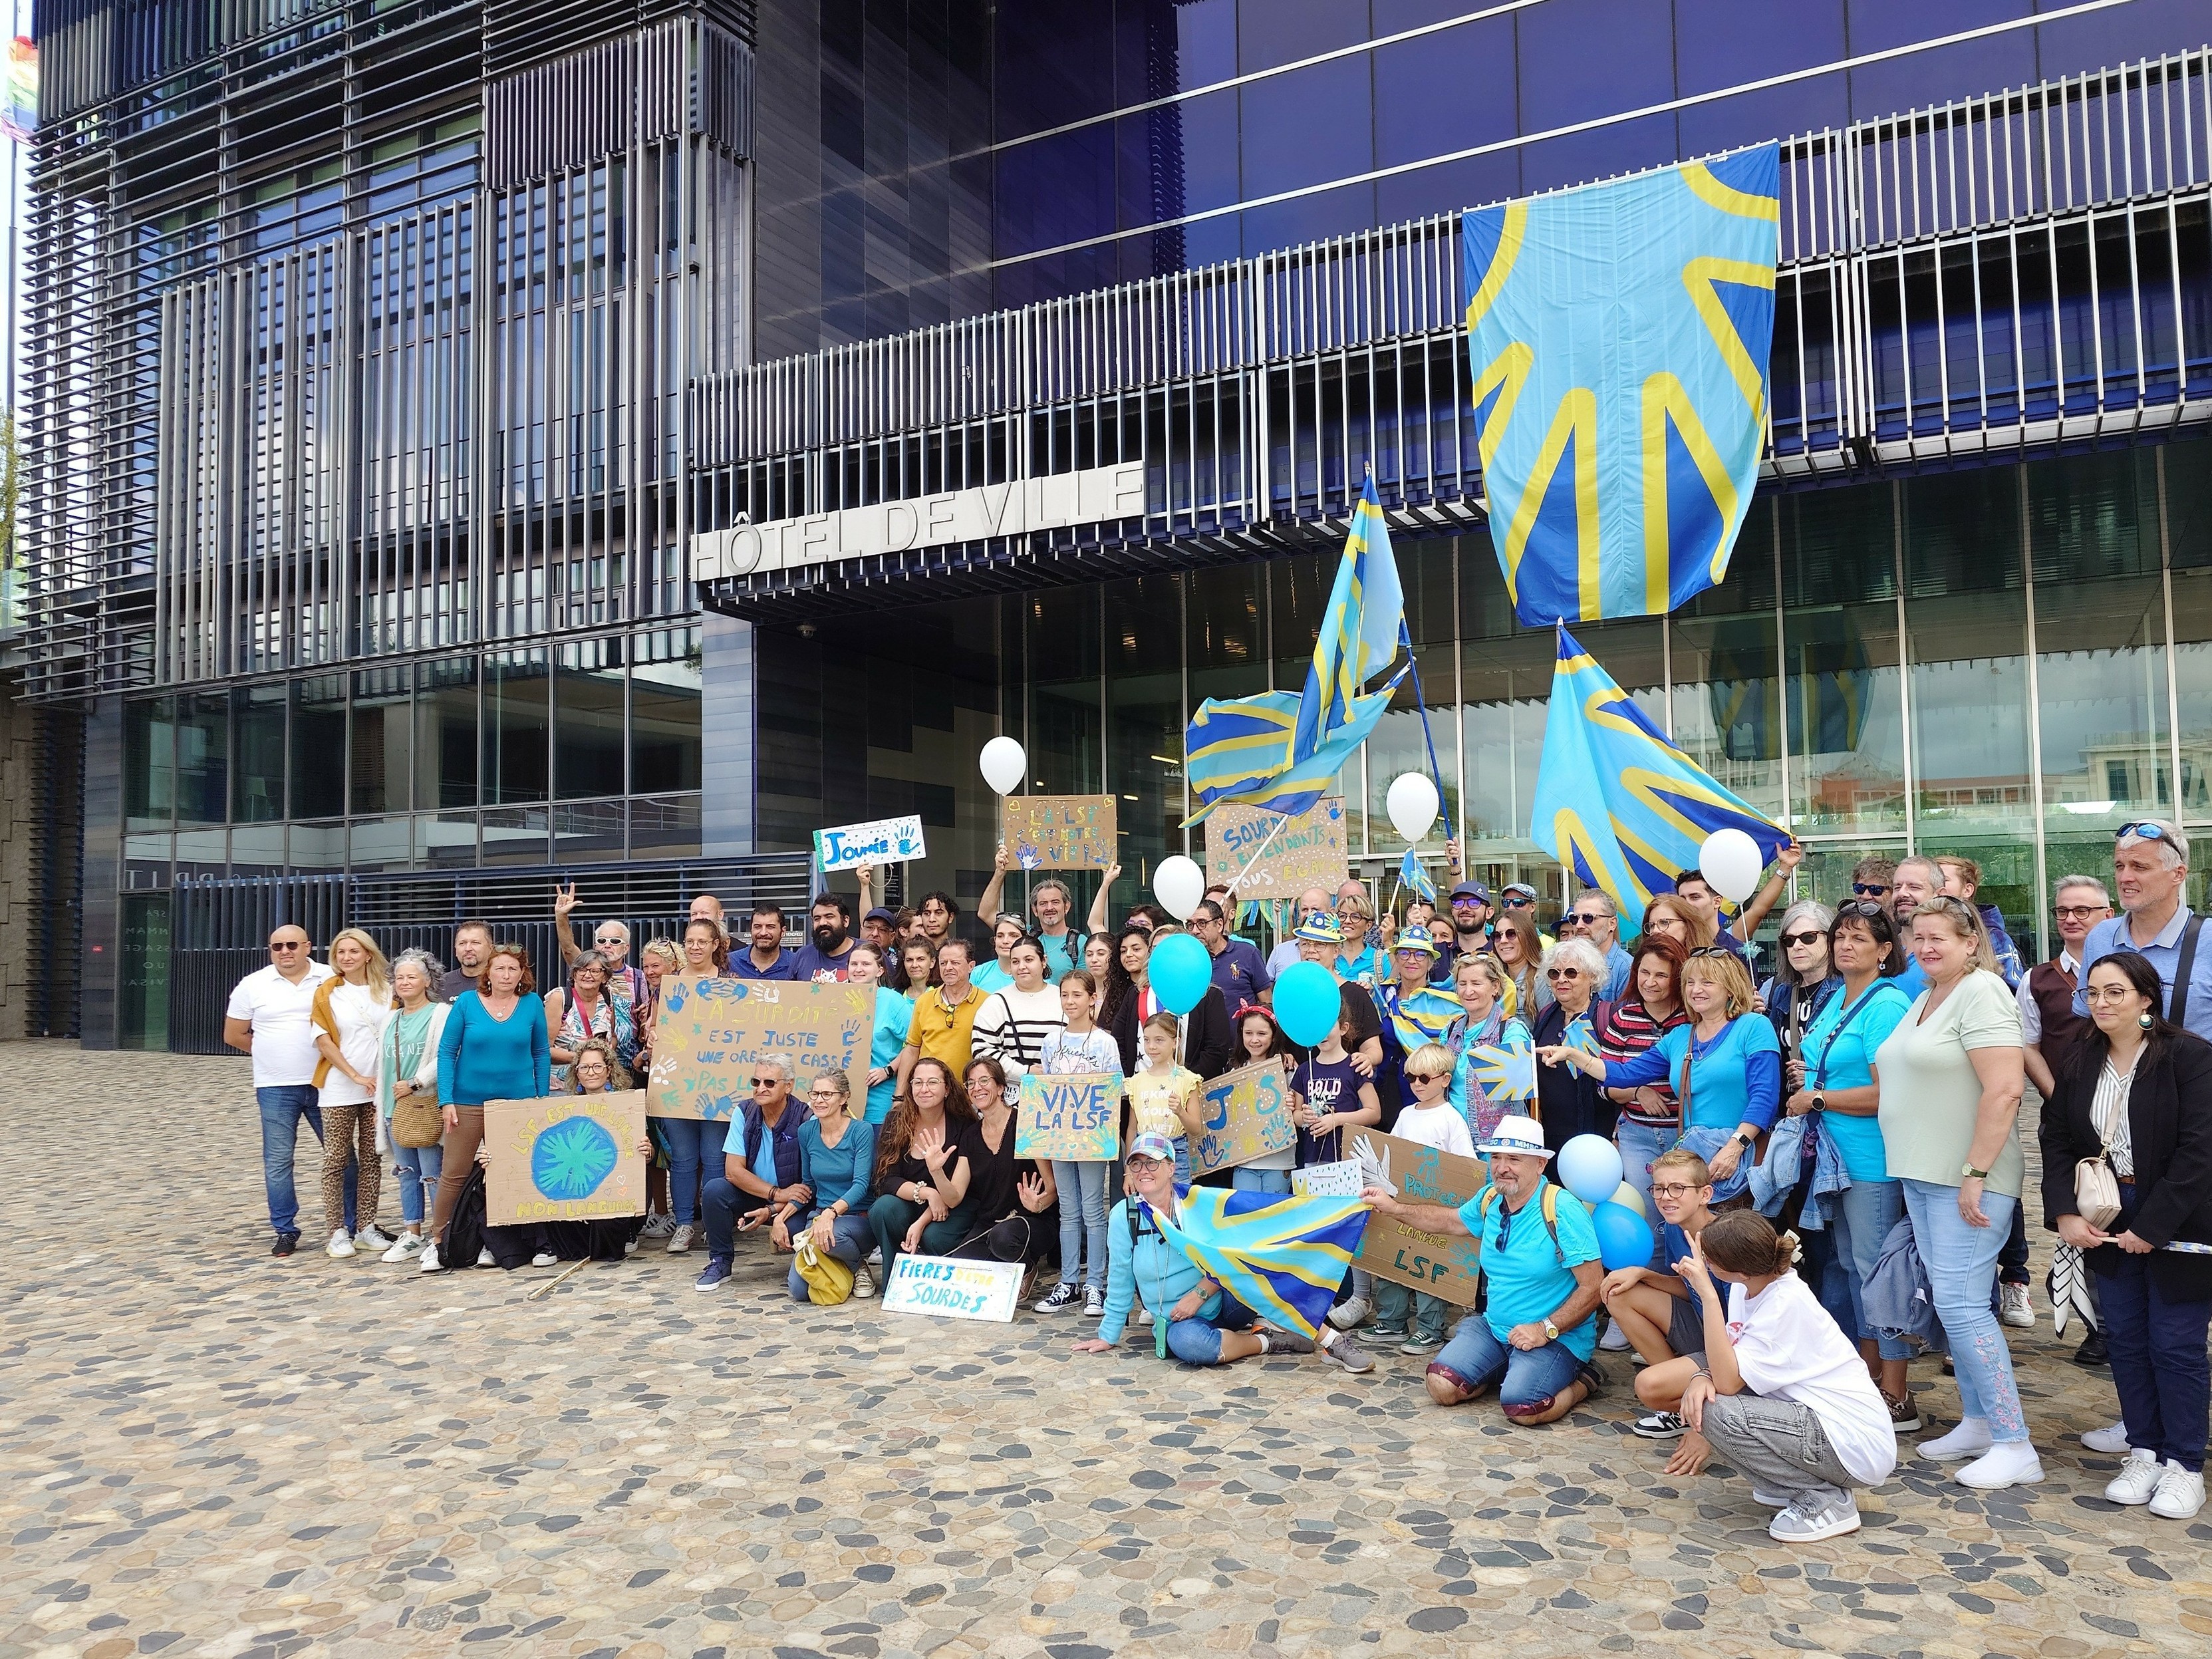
1669, 1294, 1707, 1361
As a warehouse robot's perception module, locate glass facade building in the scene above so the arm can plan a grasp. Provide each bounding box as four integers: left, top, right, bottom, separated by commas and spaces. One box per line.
17, 1, 2212, 1046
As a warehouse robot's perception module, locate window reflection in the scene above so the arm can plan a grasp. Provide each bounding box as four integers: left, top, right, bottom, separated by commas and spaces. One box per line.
1782, 486, 1905, 834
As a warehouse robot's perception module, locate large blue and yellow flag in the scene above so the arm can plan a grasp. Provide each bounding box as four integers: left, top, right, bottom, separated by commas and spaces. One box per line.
1464, 144, 1779, 626
1144, 1188, 1371, 1340
1532, 626, 1787, 933
1183, 474, 1409, 822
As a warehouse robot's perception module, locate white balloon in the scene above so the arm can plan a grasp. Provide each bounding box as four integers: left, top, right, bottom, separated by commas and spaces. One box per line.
1153, 855, 1206, 922
978, 736, 1028, 796
1699, 827, 1766, 903
1386, 772, 1441, 845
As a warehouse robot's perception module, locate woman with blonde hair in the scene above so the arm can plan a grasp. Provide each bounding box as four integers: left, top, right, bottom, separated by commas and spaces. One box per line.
312, 927, 395, 1259
1542, 946, 1781, 1203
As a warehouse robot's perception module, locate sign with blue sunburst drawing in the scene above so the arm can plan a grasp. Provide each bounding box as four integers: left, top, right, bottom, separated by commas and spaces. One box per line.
484, 1090, 647, 1226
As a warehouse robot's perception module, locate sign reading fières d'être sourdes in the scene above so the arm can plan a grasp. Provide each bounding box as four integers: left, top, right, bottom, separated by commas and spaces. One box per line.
691, 463, 1147, 581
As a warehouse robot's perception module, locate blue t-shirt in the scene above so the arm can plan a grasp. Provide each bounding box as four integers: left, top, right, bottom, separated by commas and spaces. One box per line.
1892, 957, 1926, 1000
1036, 929, 1080, 982
1606, 1014, 1783, 1133
867, 988, 913, 1124
1800, 979, 1913, 1181
750, 1120, 782, 1188
1658, 1220, 1705, 1320
1457, 1177, 1602, 1360
970, 960, 1013, 994
1336, 945, 1380, 988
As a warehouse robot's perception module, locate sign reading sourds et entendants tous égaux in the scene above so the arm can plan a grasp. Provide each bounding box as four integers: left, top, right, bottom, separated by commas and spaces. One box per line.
690, 462, 1147, 581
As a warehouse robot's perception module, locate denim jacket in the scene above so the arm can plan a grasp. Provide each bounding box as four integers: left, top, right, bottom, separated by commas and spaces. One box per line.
1745, 1111, 1852, 1225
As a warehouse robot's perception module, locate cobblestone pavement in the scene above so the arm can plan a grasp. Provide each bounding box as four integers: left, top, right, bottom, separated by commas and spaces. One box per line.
5, 1044, 2210, 1659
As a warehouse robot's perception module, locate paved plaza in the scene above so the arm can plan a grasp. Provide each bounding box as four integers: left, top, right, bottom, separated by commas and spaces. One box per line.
3, 1044, 2209, 1658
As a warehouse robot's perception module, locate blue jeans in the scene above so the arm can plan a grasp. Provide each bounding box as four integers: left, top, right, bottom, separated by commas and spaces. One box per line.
658, 1117, 730, 1226
2100, 1183, 2212, 1470
1167, 1289, 1258, 1364
394, 1141, 445, 1229
1615, 1118, 1675, 1267
1375, 1279, 1448, 1342
1901, 1177, 2027, 1441
1826, 1178, 1911, 1362
257, 1085, 352, 1238
1051, 1159, 1112, 1290
1232, 1165, 1293, 1195
1429, 1316, 1588, 1418
786, 1210, 877, 1301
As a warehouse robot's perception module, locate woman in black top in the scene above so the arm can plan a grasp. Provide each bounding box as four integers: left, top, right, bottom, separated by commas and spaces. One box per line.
945, 1058, 1060, 1267
867, 1056, 983, 1275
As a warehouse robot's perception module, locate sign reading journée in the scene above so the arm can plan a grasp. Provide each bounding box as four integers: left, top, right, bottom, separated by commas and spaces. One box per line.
691, 462, 1149, 581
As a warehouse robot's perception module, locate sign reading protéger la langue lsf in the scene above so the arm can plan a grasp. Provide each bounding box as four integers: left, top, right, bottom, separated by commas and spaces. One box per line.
690, 463, 1147, 580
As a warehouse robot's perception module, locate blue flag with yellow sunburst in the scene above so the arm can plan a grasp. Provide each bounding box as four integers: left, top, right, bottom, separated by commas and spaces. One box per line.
1533, 627, 1786, 933
1463, 145, 1778, 626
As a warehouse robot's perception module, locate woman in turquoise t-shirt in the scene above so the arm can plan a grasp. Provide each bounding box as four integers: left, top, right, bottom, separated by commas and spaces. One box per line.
851, 944, 912, 1125
1786, 901, 1916, 1420
1542, 949, 1780, 1200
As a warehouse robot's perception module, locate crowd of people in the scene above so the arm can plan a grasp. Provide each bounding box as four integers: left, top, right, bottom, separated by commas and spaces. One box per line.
221, 820, 2212, 1540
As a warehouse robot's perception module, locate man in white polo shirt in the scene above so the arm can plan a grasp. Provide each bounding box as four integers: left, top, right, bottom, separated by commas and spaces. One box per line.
223, 925, 339, 1257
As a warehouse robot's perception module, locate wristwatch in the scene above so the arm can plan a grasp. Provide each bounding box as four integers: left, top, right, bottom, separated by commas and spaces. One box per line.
1542, 1318, 1560, 1342
1733, 1130, 1756, 1149
1809, 1092, 1826, 1114
1961, 1161, 1991, 1180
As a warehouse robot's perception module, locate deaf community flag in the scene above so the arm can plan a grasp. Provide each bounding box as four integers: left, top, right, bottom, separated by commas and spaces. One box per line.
1143, 1187, 1371, 1341
1532, 626, 1786, 933
1463, 144, 1779, 626
1182, 474, 1410, 822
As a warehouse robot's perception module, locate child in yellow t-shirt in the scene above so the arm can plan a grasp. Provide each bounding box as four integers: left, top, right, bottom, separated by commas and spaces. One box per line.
1123, 1011, 1204, 1186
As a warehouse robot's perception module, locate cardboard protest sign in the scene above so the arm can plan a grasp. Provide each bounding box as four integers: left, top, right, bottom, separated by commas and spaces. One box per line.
1002, 794, 1117, 870
1204, 798, 1347, 900
814, 812, 926, 873
1190, 1059, 1296, 1176
1014, 1072, 1121, 1161
881, 1254, 1026, 1322
484, 1091, 647, 1226
1353, 1129, 1490, 1306
1292, 1159, 1362, 1198
646, 977, 871, 1121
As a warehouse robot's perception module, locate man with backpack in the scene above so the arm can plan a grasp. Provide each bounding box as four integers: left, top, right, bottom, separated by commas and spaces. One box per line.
976, 846, 1086, 980
1362, 1114, 1605, 1424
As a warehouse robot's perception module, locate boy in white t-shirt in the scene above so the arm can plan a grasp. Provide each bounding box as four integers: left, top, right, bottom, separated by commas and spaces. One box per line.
1370, 1044, 1475, 1356
1661, 1210, 1899, 1544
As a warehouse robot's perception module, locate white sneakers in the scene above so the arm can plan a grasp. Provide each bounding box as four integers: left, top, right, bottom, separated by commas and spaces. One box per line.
2082, 1421, 2132, 1454
531, 1251, 559, 1267
2106, 1447, 2166, 1505
851, 1264, 877, 1300
1955, 1441, 2045, 1490
355, 1224, 396, 1252
326, 1229, 356, 1259
666, 1223, 696, 1255
2150, 1461, 2207, 1519
380, 1231, 424, 1263
417, 1241, 442, 1273
1599, 1322, 1631, 1352
1916, 1418, 1993, 1461
1999, 1282, 2034, 1329
1327, 1296, 1371, 1331
1768, 1488, 1862, 1543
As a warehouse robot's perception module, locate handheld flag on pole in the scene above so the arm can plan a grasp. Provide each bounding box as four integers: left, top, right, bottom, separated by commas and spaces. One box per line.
1183, 473, 1409, 822
1530, 625, 1786, 933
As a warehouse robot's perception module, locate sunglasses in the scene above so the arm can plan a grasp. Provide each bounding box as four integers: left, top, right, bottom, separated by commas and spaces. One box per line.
1835, 899, 1887, 920
1780, 930, 1824, 949
269, 941, 305, 951
2117, 822, 2175, 842
595, 935, 624, 945
1566, 911, 1605, 926
1502, 894, 1536, 907
1408, 1070, 1451, 1084
1544, 967, 1582, 980
1688, 945, 1737, 959
1850, 882, 1891, 897
750, 1075, 785, 1086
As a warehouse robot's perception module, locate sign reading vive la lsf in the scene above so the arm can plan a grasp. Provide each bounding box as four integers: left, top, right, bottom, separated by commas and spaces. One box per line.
691, 462, 1147, 581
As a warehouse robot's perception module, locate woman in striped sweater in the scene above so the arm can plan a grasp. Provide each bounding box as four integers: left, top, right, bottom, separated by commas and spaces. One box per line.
970, 935, 1067, 1080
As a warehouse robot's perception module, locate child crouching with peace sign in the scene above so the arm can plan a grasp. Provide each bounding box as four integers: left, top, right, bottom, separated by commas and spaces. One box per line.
1653, 1211, 1898, 1545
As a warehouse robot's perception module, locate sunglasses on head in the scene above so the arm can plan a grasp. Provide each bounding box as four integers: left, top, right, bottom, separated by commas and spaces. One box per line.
1688, 945, 1736, 959
1850, 882, 1891, 897
2118, 822, 2174, 842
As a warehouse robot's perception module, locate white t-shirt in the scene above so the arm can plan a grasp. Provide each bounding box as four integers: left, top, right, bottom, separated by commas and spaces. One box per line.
1392, 1099, 1477, 1158
319, 980, 393, 1108
1726, 1274, 1898, 1486
225, 962, 337, 1088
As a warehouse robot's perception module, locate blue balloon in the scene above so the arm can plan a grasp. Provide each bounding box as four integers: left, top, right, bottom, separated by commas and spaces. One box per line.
1590, 1199, 1657, 1273
1148, 932, 1214, 1016
1272, 961, 1342, 1048
1557, 1133, 1625, 1206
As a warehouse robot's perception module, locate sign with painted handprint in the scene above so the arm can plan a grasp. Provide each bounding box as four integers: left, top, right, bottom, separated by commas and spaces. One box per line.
646, 977, 871, 1121
1190, 1060, 1296, 1175
813, 812, 927, 873
1000, 794, 1117, 870
484, 1091, 646, 1225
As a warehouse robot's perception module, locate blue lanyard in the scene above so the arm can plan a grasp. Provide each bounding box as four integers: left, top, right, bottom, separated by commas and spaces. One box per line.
1810, 983, 1886, 1090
